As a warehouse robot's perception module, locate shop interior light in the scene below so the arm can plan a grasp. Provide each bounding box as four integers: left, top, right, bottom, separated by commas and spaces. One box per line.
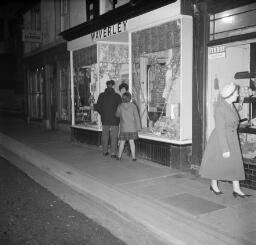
222, 15, 234, 24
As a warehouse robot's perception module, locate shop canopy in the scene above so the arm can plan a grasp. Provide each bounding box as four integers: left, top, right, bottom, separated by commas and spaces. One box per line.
59, 0, 177, 41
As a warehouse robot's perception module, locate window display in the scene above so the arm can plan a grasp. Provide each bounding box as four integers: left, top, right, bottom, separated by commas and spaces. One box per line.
98, 42, 129, 94
132, 20, 182, 140
207, 42, 256, 160
74, 64, 100, 128
235, 75, 256, 160
207, 43, 250, 137
73, 42, 129, 129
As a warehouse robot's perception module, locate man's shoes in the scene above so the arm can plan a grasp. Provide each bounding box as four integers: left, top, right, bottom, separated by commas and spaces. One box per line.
103, 152, 109, 156
111, 154, 116, 159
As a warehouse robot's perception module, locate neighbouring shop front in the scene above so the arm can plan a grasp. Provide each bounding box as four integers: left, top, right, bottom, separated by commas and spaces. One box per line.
203, 1, 256, 189
24, 43, 71, 131
64, 2, 193, 170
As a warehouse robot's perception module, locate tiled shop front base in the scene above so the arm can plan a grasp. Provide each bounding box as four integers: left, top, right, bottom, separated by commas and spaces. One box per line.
71, 126, 102, 146
71, 127, 192, 170
242, 159, 256, 190
135, 138, 192, 170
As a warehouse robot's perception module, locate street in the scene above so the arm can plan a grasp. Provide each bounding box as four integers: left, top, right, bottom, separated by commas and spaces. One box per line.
0, 156, 126, 245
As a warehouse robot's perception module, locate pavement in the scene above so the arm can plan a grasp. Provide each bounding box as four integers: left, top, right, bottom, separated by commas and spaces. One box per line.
0, 115, 256, 245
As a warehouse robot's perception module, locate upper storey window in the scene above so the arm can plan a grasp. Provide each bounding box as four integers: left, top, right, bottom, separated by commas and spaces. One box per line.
31, 5, 41, 31
86, 0, 99, 21
61, 0, 70, 31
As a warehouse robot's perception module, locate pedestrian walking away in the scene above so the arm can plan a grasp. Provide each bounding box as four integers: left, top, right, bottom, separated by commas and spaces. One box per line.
95, 80, 122, 158
199, 82, 251, 198
115, 92, 141, 161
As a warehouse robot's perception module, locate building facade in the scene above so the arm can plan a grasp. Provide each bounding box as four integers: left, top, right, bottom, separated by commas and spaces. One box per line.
60, 0, 193, 169
21, 0, 256, 189
22, 0, 71, 131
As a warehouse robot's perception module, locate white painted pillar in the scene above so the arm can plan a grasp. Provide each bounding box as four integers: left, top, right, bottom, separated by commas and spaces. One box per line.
70, 50, 75, 126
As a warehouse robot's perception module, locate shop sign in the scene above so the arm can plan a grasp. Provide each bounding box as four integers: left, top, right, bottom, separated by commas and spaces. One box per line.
91, 20, 128, 41
208, 45, 226, 59
22, 29, 42, 43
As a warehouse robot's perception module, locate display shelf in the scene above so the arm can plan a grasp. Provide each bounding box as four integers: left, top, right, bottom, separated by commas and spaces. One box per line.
242, 96, 256, 103
239, 125, 256, 134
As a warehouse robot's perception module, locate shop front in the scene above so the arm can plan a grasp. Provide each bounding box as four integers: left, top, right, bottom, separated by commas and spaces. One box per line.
24, 43, 70, 130
205, 2, 256, 189
67, 2, 193, 169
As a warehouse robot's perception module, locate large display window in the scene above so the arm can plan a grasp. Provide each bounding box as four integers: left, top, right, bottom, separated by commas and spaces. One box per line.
72, 42, 129, 129
131, 18, 192, 142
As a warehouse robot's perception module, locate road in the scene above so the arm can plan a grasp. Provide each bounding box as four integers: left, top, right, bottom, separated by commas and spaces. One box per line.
0, 156, 126, 245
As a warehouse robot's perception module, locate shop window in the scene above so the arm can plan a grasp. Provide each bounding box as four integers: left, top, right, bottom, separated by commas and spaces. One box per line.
59, 66, 71, 121
134, 49, 180, 139
74, 66, 94, 125
72, 43, 129, 129
27, 67, 45, 120
86, 0, 99, 20
132, 20, 183, 140
210, 2, 256, 41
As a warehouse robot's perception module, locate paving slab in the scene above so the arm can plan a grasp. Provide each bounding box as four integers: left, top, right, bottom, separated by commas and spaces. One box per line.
161, 193, 226, 216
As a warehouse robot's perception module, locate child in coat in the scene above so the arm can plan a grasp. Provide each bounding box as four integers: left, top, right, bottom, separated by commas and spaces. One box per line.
115, 92, 141, 160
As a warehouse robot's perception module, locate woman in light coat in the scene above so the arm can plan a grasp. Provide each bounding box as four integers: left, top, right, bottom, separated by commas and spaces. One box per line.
115, 92, 141, 161
199, 82, 250, 198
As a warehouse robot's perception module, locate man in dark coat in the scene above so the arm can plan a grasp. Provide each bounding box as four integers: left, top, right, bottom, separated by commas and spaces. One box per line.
95, 80, 122, 157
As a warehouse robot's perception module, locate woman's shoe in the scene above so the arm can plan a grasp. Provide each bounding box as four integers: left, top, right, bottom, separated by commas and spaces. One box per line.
232, 191, 251, 198
132, 158, 137, 161
116, 157, 121, 160
210, 185, 223, 195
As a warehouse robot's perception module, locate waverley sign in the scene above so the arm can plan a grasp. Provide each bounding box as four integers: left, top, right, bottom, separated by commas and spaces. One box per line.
91, 20, 128, 41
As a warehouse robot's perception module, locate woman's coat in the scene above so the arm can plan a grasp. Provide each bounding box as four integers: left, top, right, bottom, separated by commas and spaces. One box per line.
116, 102, 141, 133
199, 99, 245, 181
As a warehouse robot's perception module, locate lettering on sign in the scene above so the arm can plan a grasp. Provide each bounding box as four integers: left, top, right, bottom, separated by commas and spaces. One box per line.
208, 45, 226, 59
91, 20, 128, 41
22, 30, 42, 43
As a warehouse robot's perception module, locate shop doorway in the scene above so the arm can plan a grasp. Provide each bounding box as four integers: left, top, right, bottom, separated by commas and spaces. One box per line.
207, 42, 251, 138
